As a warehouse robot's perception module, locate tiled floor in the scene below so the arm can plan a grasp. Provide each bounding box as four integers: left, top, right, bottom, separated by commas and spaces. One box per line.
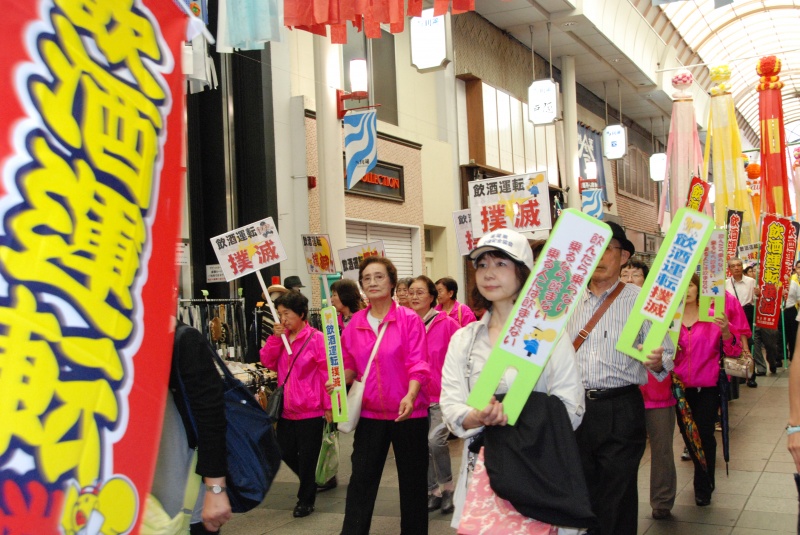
225, 366, 798, 534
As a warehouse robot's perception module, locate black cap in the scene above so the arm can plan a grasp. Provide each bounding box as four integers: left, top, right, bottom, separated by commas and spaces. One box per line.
283, 275, 305, 289
605, 221, 635, 257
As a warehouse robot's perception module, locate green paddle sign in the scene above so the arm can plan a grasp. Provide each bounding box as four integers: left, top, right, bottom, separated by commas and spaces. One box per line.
466, 209, 612, 425
617, 208, 714, 361
320, 306, 348, 422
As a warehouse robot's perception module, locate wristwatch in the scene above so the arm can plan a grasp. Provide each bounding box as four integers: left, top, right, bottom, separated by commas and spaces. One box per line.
206, 484, 227, 494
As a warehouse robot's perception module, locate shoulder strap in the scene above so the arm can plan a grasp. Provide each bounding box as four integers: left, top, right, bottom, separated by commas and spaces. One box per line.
281, 333, 313, 387
458, 303, 463, 325
361, 322, 387, 384
572, 282, 626, 352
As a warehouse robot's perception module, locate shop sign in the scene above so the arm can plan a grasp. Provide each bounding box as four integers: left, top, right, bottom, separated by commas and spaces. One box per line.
527, 79, 559, 125
345, 161, 405, 201
468, 172, 552, 238
602, 125, 627, 160
210, 217, 288, 281
338, 240, 386, 280
410, 9, 450, 72
302, 234, 337, 274
206, 264, 226, 283
177, 239, 190, 266
466, 209, 611, 425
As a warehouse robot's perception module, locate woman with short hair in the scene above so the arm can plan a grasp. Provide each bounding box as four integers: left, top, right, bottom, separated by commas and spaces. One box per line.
407, 275, 460, 514
435, 276, 476, 327
330, 278, 365, 333
337, 257, 430, 534
260, 291, 330, 518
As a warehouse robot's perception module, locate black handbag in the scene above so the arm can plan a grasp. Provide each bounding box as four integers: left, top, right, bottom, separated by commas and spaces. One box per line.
172, 324, 283, 513
265, 336, 312, 421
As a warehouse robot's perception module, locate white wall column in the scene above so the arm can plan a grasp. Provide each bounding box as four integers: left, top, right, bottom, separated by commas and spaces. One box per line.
313, 35, 347, 268
561, 55, 580, 209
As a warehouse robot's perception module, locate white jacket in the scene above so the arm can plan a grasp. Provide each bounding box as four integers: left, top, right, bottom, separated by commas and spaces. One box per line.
440, 311, 586, 532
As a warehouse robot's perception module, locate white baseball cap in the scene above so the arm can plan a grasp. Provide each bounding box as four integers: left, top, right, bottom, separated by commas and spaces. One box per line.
469, 229, 534, 270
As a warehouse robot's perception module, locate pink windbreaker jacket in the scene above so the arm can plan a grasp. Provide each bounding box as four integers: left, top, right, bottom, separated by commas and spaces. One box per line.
260, 323, 331, 420
673, 292, 747, 388
342, 302, 430, 420
425, 311, 460, 404
435, 300, 477, 328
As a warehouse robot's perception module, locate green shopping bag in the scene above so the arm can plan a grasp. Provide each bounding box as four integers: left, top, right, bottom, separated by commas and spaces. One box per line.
315, 422, 339, 486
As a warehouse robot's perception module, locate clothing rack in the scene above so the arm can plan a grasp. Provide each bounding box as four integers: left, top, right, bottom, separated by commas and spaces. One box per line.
178, 297, 248, 361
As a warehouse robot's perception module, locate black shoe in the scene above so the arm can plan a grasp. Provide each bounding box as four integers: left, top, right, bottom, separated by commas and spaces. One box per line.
746, 378, 758, 388
441, 490, 454, 514
317, 477, 337, 492
695, 497, 711, 506
652, 509, 671, 520
755, 371, 766, 376
427, 494, 442, 512
293, 504, 314, 518
769, 365, 776, 374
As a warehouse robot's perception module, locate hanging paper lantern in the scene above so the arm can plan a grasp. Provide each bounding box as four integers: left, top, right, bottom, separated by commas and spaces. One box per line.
671, 69, 694, 98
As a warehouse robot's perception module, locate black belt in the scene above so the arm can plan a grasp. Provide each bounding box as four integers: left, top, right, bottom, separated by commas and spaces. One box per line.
585, 384, 639, 401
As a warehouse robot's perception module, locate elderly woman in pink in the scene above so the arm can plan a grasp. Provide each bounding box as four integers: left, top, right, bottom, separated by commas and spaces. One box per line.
339, 257, 430, 535
408, 275, 460, 515
673, 274, 749, 507
259, 291, 330, 518
435, 277, 477, 327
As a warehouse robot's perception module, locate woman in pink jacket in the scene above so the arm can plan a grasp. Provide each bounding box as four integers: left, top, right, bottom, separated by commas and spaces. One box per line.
674, 274, 748, 507
435, 276, 477, 327
339, 257, 430, 535
260, 291, 331, 518
408, 275, 460, 515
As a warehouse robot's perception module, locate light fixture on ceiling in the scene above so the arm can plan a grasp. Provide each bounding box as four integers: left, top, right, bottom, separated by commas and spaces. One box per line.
611, 58, 621, 63
337, 59, 369, 120
562, 21, 577, 27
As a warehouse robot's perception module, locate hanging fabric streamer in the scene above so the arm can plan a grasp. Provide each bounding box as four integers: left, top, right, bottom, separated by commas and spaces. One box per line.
703, 64, 756, 243
659, 70, 704, 228
756, 56, 792, 217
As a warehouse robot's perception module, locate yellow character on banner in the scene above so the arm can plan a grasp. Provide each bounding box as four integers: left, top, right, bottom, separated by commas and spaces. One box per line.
61, 477, 137, 535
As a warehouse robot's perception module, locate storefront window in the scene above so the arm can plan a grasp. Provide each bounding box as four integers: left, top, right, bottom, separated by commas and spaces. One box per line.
619, 145, 654, 203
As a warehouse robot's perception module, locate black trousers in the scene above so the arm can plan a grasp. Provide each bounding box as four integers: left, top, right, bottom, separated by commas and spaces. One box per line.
675, 387, 719, 501
784, 307, 798, 361
277, 416, 324, 506
342, 417, 428, 535
576, 388, 646, 535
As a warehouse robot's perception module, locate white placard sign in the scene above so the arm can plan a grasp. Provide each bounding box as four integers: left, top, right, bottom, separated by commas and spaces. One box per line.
209, 217, 288, 281
338, 240, 386, 281
410, 9, 450, 72
302, 234, 337, 274
468, 173, 552, 239
602, 125, 627, 160
452, 209, 478, 257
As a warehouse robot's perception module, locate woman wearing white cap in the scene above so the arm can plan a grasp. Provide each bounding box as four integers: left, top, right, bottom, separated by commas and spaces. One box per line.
440, 228, 586, 533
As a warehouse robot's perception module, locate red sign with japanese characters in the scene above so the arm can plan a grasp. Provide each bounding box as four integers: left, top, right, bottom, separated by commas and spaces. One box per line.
0, 1, 186, 533
756, 215, 793, 329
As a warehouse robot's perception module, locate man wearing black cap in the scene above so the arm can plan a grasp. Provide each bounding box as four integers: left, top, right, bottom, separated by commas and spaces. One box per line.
284, 276, 305, 292
566, 221, 674, 535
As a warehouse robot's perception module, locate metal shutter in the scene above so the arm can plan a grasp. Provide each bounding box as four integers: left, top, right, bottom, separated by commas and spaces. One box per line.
346, 221, 414, 278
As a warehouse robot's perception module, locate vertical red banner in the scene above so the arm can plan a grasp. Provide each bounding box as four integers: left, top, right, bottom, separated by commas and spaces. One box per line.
725, 210, 744, 260
685, 176, 710, 211
756, 215, 793, 329
0, 2, 185, 533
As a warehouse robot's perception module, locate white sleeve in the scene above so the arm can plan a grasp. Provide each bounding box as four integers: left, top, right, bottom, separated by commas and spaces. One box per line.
541, 335, 586, 430
440, 326, 483, 439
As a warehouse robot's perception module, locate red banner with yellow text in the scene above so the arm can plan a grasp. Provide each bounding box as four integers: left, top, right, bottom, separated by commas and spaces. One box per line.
0, 1, 185, 533
756, 215, 794, 329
